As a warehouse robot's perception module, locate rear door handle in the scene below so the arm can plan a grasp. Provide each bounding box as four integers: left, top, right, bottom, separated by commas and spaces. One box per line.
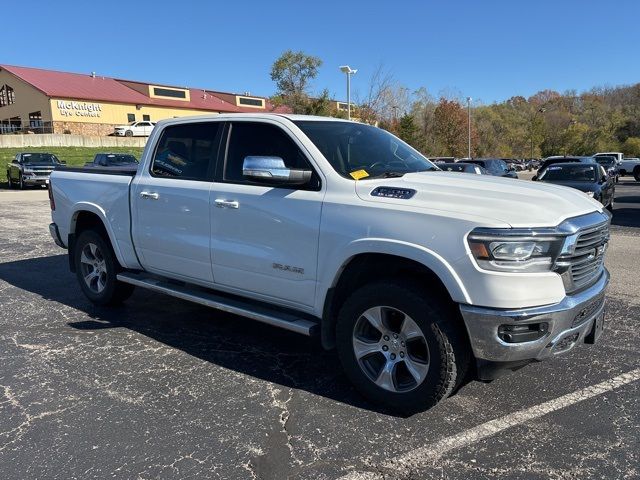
214, 199, 239, 209
140, 191, 159, 200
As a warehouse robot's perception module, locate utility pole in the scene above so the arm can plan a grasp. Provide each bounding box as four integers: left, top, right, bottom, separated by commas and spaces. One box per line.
530, 107, 546, 159
466, 97, 472, 158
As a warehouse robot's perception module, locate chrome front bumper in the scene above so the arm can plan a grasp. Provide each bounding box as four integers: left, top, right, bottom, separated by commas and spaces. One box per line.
460, 269, 609, 364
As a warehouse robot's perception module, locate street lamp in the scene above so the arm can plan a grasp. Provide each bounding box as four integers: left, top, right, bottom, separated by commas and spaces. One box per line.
530, 107, 546, 159
339, 65, 357, 120
466, 97, 472, 159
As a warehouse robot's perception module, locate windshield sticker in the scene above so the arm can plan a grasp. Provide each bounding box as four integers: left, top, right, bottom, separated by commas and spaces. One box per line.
350, 169, 370, 180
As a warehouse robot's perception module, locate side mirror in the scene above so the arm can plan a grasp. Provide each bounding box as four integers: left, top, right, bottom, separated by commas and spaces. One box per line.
242, 156, 311, 186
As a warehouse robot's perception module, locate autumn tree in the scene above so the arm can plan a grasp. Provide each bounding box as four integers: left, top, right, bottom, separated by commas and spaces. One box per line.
433, 99, 477, 157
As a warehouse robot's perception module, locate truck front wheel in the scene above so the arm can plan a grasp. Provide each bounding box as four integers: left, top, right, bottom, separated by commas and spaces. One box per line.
74, 229, 134, 305
336, 281, 468, 414
634, 166, 640, 182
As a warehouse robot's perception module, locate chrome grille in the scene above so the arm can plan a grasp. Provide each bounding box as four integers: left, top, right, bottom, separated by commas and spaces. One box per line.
560, 222, 609, 293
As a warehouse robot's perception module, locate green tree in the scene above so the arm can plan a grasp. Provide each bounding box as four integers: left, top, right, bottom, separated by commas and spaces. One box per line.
621, 137, 640, 157
270, 50, 322, 113
397, 114, 419, 148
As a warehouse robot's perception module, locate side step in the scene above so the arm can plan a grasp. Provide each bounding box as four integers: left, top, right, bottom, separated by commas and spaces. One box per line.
117, 272, 318, 336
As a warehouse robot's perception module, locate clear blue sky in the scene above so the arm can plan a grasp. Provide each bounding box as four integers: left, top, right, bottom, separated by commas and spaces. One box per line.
5, 0, 639, 104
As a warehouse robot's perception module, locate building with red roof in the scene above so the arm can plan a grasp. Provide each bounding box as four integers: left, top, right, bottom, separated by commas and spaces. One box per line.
0, 64, 289, 136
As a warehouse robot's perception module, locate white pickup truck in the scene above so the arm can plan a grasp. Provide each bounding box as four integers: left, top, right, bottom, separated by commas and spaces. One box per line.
48, 114, 610, 413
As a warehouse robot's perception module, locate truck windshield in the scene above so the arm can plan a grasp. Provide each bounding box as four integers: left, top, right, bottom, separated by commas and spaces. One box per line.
22, 153, 58, 164
294, 120, 438, 179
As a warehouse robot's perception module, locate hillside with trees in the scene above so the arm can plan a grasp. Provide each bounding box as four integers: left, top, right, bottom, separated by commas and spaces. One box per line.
270, 51, 640, 159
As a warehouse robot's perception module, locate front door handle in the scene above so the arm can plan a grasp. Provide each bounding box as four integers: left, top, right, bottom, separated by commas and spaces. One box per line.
140, 191, 159, 200
214, 199, 239, 209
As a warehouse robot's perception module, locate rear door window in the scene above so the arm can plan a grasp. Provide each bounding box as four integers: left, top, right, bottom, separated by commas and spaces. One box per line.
150, 122, 222, 181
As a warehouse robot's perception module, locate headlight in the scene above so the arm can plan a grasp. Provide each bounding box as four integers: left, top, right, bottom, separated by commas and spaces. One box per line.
584, 191, 595, 197
467, 229, 564, 273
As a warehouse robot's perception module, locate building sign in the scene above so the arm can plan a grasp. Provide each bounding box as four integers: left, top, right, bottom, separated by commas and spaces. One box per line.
56, 100, 102, 117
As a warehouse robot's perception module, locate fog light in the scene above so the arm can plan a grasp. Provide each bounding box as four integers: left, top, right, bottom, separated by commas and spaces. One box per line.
498, 323, 549, 343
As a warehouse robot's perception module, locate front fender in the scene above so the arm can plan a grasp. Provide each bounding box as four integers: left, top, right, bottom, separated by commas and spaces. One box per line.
316, 237, 471, 314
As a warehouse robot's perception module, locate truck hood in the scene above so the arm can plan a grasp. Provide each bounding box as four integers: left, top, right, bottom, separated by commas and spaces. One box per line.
355, 171, 603, 228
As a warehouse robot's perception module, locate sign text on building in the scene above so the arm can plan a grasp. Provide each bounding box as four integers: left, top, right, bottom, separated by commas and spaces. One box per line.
57, 100, 102, 117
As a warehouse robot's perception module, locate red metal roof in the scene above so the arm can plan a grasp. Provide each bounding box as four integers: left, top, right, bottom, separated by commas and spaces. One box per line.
0, 64, 253, 113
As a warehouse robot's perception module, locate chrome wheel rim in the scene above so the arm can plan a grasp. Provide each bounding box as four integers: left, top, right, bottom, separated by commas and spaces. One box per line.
79, 242, 107, 293
352, 306, 430, 393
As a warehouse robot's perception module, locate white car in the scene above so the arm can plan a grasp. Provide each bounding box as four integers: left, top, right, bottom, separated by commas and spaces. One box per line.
48, 114, 610, 413
113, 121, 156, 137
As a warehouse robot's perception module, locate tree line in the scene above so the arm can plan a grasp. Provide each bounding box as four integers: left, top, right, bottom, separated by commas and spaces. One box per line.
270, 50, 640, 159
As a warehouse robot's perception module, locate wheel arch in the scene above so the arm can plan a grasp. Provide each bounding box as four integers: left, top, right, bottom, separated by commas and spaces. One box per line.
320, 243, 470, 350
68, 204, 127, 272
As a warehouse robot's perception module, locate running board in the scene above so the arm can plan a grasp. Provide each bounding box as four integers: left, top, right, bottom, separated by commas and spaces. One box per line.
117, 272, 318, 336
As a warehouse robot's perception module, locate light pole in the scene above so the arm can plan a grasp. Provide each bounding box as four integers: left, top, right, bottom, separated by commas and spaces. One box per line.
466, 97, 472, 159
339, 65, 357, 120
530, 107, 546, 159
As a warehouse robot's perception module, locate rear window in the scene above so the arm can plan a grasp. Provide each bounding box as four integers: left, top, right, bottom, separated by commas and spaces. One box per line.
539, 164, 596, 182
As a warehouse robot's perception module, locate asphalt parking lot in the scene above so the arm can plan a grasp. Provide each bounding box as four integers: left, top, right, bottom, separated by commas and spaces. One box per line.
0, 179, 638, 480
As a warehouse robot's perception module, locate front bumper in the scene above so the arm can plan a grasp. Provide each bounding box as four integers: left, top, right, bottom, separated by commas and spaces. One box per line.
23, 175, 50, 185
460, 268, 609, 367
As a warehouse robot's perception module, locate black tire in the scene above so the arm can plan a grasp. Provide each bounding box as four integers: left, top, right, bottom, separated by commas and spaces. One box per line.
335, 281, 469, 415
634, 166, 640, 182
74, 229, 135, 306
124, 130, 133, 137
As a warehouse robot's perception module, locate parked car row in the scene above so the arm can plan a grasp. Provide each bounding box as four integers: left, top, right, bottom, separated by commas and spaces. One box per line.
6, 152, 139, 189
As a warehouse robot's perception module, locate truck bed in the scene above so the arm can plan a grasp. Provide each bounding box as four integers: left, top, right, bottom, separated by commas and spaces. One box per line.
49, 168, 140, 269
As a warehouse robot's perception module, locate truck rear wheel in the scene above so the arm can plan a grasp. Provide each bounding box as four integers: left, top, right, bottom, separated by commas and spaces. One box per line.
74, 229, 134, 305
336, 281, 468, 414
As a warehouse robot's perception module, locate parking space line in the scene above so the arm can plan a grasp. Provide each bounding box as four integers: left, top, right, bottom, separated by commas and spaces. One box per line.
339, 368, 640, 479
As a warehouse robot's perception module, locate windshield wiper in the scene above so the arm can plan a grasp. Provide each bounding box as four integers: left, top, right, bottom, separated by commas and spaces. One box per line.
368, 171, 406, 179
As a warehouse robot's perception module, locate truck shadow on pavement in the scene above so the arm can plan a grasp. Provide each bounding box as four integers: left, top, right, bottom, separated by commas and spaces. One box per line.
0, 254, 398, 415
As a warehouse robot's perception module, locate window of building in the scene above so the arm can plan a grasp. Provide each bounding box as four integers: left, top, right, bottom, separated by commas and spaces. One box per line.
150, 122, 221, 181
152, 87, 187, 99
143, 114, 151, 121
127, 113, 136, 123
224, 122, 319, 190
7, 86, 15, 105
29, 111, 43, 127
236, 96, 265, 108
0, 86, 6, 108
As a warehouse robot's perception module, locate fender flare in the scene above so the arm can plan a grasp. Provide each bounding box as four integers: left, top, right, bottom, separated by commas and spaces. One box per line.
69, 202, 128, 268
318, 237, 471, 313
